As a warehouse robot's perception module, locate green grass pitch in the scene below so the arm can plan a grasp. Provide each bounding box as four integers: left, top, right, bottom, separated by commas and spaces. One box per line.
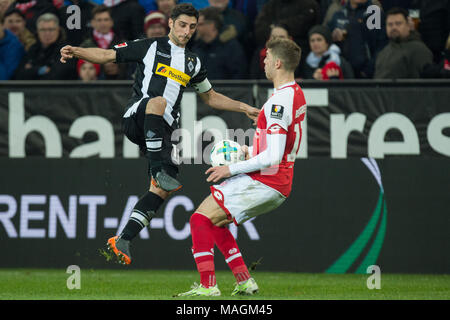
0, 269, 449, 300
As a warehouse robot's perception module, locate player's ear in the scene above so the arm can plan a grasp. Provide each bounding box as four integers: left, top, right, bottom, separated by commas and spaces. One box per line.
168, 18, 174, 29
275, 58, 282, 70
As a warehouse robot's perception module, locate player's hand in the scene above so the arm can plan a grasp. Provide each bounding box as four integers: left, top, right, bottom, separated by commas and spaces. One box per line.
241, 104, 260, 125
205, 166, 231, 183
241, 145, 250, 160
60, 45, 75, 63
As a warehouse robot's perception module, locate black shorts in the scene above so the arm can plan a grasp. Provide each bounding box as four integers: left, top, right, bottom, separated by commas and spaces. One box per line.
122, 97, 179, 178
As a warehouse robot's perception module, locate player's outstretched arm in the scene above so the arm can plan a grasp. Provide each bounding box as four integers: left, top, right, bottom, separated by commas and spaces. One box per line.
198, 88, 260, 122
60, 45, 116, 65
206, 135, 285, 183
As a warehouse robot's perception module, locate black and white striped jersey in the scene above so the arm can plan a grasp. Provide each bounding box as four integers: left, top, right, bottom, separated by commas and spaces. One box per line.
114, 36, 212, 128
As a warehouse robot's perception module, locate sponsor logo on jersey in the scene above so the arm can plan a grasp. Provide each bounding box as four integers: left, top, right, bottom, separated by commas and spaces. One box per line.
271, 104, 284, 120
228, 248, 238, 255
157, 65, 167, 73
155, 63, 191, 87
114, 42, 127, 49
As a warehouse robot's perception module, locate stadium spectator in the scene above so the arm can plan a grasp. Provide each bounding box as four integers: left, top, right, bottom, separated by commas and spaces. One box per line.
379, 0, 416, 13
59, 0, 96, 46
231, 0, 260, 23
138, 0, 157, 14
3, 8, 36, 50
421, 34, 450, 79
192, 6, 247, 79
0, 11, 25, 80
417, 0, 450, 63
179, 0, 208, 10
302, 24, 350, 80
107, 0, 146, 41
77, 59, 101, 81
321, 0, 383, 26
254, 0, 321, 75
14, 12, 77, 80
80, 5, 128, 79
208, 0, 248, 44
143, 10, 168, 38
0, 0, 14, 16
254, 0, 320, 48
6, 0, 59, 34
155, 0, 177, 19
328, 0, 387, 78
374, 7, 433, 79
255, 0, 269, 11
249, 23, 296, 79
320, 0, 342, 26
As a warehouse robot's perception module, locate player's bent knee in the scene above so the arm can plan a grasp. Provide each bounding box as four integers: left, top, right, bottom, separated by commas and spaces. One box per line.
146, 96, 167, 115
196, 196, 229, 224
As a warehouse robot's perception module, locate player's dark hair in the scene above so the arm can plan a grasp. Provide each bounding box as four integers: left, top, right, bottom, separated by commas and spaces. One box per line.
266, 37, 301, 72
386, 7, 409, 21
170, 3, 199, 21
199, 7, 223, 31
92, 5, 112, 19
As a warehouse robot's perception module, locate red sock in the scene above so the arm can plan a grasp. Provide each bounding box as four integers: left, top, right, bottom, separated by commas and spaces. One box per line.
212, 225, 251, 284
190, 213, 216, 288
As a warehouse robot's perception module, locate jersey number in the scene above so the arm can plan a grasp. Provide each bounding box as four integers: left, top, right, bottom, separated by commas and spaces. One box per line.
287, 122, 302, 162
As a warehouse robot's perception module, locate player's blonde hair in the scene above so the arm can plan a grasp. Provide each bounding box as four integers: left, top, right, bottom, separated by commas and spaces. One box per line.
266, 37, 301, 72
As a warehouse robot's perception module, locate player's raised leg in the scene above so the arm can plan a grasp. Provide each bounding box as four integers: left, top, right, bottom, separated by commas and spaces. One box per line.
107, 181, 168, 265
144, 97, 181, 192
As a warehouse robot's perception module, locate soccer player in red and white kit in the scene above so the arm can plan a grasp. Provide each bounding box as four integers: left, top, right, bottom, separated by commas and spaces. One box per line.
176, 37, 306, 297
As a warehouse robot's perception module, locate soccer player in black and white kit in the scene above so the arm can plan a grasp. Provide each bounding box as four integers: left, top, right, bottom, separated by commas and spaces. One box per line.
60, 3, 260, 265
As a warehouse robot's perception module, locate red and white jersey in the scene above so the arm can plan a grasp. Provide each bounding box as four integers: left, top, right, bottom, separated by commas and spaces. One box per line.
247, 81, 307, 197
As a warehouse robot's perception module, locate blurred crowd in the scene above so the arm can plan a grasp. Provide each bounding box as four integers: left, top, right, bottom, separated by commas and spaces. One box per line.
1, 0, 449, 81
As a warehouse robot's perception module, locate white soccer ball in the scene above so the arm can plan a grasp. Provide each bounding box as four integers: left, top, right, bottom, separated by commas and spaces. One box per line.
210, 139, 244, 167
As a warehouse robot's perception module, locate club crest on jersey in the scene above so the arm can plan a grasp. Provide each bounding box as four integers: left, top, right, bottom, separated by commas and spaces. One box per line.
271, 104, 284, 120
188, 61, 194, 72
